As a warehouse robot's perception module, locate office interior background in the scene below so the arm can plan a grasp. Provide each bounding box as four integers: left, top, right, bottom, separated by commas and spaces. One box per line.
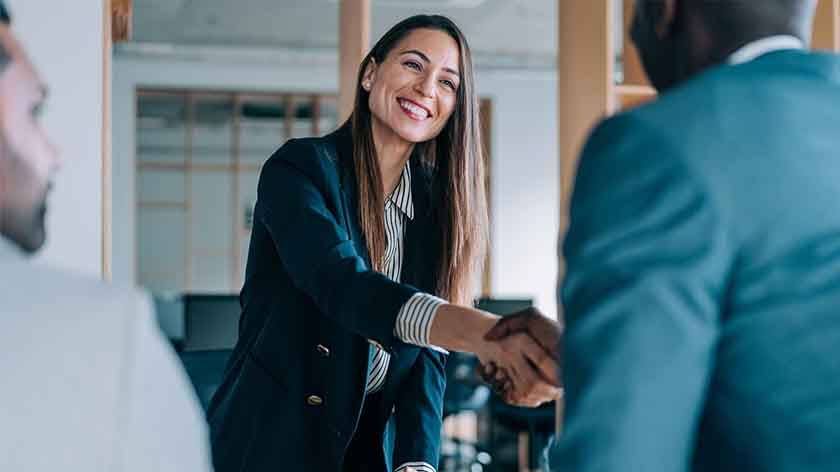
13, 0, 840, 470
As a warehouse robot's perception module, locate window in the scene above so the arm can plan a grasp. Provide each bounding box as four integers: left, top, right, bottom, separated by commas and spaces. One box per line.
136, 89, 338, 293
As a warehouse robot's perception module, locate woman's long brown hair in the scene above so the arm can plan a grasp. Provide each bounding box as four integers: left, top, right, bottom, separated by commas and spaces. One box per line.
347, 14, 488, 305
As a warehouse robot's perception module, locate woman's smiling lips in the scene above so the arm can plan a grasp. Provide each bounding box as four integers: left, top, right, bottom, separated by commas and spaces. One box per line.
397, 97, 432, 121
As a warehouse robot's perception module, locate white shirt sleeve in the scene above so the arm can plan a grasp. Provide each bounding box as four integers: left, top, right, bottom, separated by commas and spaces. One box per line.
395, 461, 437, 472
394, 292, 448, 354
117, 291, 213, 472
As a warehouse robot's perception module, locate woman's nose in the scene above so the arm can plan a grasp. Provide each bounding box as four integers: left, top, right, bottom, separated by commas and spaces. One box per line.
414, 74, 436, 98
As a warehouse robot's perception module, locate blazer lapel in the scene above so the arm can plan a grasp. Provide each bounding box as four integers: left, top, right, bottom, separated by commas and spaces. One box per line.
333, 127, 373, 268
330, 126, 378, 401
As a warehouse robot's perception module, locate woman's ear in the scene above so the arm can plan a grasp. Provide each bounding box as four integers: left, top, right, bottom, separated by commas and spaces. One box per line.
362, 59, 377, 91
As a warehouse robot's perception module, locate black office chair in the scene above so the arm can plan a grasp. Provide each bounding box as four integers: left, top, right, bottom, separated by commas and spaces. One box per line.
158, 294, 240, 411
440, 352, 493, 471
490, 399, 555, 472
179, 349, 233, 411
472, 297, 557, 471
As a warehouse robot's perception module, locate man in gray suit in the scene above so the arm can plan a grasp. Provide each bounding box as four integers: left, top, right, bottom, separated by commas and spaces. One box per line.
0, 4, 212, 471
551, 0, 840, 470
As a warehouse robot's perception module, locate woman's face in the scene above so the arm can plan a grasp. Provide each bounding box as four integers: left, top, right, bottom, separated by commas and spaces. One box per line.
363, 28, 461, 144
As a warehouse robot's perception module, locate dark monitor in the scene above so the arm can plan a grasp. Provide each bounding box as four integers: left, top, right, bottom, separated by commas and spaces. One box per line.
182, 294, 241, 352
153, 294, 185, 342
474, 297, 533, 317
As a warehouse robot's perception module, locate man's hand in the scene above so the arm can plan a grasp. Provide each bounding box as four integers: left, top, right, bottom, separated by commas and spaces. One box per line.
485, 307, 563, 361
424, 303, 562, 406
478, 307, 563, 407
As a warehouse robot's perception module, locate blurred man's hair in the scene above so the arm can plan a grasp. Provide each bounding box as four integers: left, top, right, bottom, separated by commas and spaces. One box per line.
0, 1, 10, 70
687, 0, 817, 43
0, 1, 9, 25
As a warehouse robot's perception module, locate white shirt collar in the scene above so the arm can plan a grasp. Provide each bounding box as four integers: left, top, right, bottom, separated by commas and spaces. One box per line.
386, 162, 414, 220
728, 35, 805, 65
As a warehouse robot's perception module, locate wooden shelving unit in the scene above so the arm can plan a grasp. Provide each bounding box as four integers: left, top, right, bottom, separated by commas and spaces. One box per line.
813, 0, 840, 51
615, 0, 656, 112
135, 89, 339, 293
615, 84, 657, 110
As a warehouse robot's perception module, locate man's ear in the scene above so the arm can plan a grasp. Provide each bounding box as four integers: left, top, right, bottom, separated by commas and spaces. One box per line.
0, 149, 6, 213
656, 0, 679, 39
361, 59, 377, 91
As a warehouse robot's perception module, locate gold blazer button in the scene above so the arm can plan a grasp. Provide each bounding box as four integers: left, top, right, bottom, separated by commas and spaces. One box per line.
306, 395, 323, 406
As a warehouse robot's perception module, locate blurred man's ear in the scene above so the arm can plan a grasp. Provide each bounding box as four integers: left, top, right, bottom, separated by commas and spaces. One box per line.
634, 0, 679, 41
656, 0, 678, 39
0, 22, 19, 77
0, 26, 12, 72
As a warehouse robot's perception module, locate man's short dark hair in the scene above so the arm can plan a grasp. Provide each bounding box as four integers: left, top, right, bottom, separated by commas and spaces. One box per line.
0, 2, 10, 71
0, 1, 10, 25
688, 0, 816, 44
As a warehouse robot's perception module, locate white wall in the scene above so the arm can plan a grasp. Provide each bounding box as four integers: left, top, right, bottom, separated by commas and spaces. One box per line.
10, 0, 104, 277
480, 71, 559, 316
113, 52, 559, 316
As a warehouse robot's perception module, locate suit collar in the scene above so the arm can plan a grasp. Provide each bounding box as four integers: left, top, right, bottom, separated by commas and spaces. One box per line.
728, 35, 804, 65
331, 124, 357, 195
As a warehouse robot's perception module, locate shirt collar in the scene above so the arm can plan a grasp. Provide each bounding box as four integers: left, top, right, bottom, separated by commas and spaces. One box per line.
386, 161, 414, 220
0, 234, 26, 262
728, 35, 805, 65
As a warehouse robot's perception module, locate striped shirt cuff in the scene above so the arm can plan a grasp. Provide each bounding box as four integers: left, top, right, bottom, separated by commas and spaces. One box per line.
395, 461, 436, 472
395, 293, 448, 354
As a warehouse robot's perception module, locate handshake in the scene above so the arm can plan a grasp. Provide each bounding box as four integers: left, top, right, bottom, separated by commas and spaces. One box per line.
475, 307, 563, 408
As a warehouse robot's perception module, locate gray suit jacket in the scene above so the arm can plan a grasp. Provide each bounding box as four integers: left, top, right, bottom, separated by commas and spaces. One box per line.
0, 237, 212, 471
553, 50, 840, 471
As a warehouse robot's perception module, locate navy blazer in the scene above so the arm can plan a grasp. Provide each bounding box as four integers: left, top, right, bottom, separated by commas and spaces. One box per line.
207, 126, 447, 472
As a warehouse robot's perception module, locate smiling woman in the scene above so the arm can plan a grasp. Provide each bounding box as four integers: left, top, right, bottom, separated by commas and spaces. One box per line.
351, 16, 485, 304
206, 14, 560, 472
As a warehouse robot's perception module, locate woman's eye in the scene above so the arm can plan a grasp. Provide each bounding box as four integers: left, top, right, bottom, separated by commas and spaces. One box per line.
404, 61, 422, 71
441, 80, 456, 90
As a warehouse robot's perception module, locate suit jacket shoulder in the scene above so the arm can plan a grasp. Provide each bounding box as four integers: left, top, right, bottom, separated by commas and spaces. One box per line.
0, 262, 212, 471
263, 132, 345, 186
1, 260, 143, 327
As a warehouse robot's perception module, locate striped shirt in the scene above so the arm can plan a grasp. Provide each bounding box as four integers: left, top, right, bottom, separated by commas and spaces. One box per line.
367, 162, 445, 472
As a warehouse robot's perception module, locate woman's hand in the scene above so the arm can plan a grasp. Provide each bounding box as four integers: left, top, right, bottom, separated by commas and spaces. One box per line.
478, 307, 564, 407
427, 303, 561, 407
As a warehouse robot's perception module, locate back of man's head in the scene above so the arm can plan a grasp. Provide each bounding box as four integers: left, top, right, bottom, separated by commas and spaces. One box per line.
688, 0, 818, 48
631, 0, 818, 91
0, 1, 61, 254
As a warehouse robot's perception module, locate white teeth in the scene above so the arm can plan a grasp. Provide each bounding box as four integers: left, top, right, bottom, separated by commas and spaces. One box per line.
398, 99, 429, 119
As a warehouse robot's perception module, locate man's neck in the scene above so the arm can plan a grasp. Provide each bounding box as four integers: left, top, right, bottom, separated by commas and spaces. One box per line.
690, 31, 805, 77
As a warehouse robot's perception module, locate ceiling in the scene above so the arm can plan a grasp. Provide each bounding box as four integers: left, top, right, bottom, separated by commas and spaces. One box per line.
131, 0, 558, 67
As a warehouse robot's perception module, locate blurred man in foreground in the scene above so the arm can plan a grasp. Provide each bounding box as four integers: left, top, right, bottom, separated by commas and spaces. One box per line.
0, 3, 212, 470
553, 0, 840, 470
